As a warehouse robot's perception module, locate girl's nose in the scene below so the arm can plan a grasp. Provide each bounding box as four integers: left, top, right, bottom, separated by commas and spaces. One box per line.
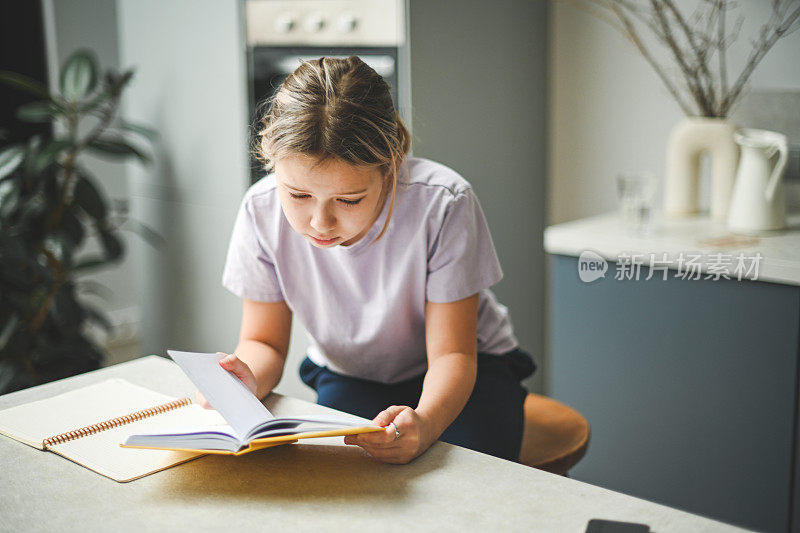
310, 204, 336, 233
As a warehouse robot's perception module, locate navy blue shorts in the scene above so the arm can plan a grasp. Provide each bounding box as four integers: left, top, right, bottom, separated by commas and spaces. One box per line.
299, 348, 536, 462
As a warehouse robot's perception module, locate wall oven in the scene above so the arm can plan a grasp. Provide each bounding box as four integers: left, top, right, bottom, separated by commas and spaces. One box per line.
245, 0, 405, 182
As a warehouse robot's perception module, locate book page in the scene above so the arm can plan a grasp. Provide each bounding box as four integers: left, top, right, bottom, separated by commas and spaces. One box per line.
51, 403, 228, 482
247, 414, 380, 441
0, 379, 185, 449
167, 350, 273, 439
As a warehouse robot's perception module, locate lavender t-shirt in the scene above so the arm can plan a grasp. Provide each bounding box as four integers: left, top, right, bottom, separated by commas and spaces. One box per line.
222, 157, 518, 383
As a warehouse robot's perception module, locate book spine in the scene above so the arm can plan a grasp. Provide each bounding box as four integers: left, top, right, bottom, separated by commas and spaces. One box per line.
42, 397, 192, 447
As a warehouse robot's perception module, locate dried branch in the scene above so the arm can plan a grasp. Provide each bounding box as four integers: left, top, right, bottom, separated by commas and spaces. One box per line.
720, 2, 800, 114
608, 1, 696, 114
582, 0, 800, 117
718, 0, 727, 97
651, 0, 713, 115
663, 0, 717, 112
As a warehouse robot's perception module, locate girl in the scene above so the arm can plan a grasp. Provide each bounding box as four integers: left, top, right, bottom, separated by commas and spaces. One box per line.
210, 56, 535, 464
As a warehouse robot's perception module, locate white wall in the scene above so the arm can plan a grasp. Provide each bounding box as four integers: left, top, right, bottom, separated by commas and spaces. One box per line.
549, 0, 800, 226
116, 0, 249, 357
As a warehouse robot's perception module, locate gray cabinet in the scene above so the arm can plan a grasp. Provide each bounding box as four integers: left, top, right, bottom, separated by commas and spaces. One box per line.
548, 253, 800, 533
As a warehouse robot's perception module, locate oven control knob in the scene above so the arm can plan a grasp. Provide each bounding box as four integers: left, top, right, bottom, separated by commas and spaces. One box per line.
337, 13, 358, 33
274, 14, 295, 34
304, 13, 325, 33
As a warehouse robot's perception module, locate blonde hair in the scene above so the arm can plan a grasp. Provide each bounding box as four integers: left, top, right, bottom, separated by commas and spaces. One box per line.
254, 56, 411, 243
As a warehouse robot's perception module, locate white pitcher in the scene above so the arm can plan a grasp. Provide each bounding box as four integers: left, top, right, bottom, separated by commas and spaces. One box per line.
726, 128, 789, 233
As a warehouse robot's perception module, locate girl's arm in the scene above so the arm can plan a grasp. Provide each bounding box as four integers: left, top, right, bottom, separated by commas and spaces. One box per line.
415, 293, 478, 437
345, 293, 479, 463
196, 298, 292, 405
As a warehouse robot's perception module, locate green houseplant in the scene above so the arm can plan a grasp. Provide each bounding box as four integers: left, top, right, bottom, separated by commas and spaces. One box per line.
0, 49, 157, 394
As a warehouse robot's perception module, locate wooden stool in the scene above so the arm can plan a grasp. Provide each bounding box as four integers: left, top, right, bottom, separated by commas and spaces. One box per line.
518, 393, 590, 476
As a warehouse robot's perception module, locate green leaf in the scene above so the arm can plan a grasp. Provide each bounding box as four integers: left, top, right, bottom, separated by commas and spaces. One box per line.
17, 193, 47, 227
123, 217, 164, 248
84, 305, 112, 333
73, 173, 107, 220
16, 100, 64, 123
87, 137, 151, 164
22, 135, 43, 176
26, 134, 43, 153
105, 69, 135, 96
60, 209, 85, 249
0, 145, 25, 180
43, 235, 68, 262
118, 120, 159, 141
0, 71, 50, 99
60, 49, 98, 102
33, 139, 74, 174
78, 90, 111, 114
0, 314, 19, 351
76, 280, 112, 301
0, 181, 20, 219
53, 289, 83, 328
99, 230, 124, 261
73, 256, 108, 273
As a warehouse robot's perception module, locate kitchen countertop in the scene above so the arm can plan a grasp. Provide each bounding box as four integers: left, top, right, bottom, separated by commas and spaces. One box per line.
0, 355, 748, 532
544, 211, 800, 286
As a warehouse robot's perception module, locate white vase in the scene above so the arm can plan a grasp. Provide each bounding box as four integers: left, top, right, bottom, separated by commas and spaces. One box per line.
663, 117, 738, 220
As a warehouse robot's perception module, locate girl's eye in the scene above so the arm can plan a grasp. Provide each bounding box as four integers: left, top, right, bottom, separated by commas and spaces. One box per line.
288, 192, 363, 206
338, 197, 364, 206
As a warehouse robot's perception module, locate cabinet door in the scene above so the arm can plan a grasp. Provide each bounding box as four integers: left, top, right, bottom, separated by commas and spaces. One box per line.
549, 254, 800, 533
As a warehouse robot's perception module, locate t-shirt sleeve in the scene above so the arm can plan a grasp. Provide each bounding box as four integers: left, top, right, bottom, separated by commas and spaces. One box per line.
426, 188, 503, 303
221, 197, 285, 302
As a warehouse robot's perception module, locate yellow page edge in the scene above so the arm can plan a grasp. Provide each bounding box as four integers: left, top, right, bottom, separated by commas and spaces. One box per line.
119, 425, 383, 456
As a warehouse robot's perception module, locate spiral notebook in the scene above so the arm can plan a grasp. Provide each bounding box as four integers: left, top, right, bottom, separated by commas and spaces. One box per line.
0, 379, 223, 482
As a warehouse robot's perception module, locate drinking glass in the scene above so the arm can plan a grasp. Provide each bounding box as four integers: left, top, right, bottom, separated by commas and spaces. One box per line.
616, 172, 656, 234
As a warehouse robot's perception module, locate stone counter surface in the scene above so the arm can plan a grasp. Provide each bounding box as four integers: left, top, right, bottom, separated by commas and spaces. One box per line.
0, 356, 748, 532
545, 211, 800, 286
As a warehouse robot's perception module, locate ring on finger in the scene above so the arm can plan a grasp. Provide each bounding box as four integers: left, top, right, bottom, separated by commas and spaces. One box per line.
390, 422, 400, 441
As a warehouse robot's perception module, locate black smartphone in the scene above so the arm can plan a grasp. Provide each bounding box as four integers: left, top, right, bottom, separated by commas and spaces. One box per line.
585, 518, 651, 533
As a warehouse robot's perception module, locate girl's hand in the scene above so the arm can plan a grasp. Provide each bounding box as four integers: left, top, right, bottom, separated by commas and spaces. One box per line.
195, 352, 258, 409
343, 405, 437, 464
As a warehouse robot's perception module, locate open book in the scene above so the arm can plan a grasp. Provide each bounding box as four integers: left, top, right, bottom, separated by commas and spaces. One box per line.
121, 350, 382, 454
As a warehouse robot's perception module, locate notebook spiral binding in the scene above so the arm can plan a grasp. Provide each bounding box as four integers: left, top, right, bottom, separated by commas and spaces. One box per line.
42, 397, 192, 447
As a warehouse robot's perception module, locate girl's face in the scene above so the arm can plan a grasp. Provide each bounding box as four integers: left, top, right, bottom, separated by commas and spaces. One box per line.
274, 153, 388, 248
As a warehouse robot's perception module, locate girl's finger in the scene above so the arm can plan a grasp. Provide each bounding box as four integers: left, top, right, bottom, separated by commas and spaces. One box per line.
372, 405, 406, 427
363, 446, 406, 463
218, 352, 246, 375
356, 426, 396, 445
359, 443, 404, 457
345, 432, 402, 449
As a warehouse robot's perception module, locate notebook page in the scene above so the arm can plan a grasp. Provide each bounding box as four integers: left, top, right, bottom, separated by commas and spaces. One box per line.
0, 379, 184, 449
50, 403, 228, 482
167, 350, 273, 440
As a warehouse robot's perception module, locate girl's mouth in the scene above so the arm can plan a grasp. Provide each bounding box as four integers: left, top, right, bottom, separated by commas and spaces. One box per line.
310, 235, 339, 245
